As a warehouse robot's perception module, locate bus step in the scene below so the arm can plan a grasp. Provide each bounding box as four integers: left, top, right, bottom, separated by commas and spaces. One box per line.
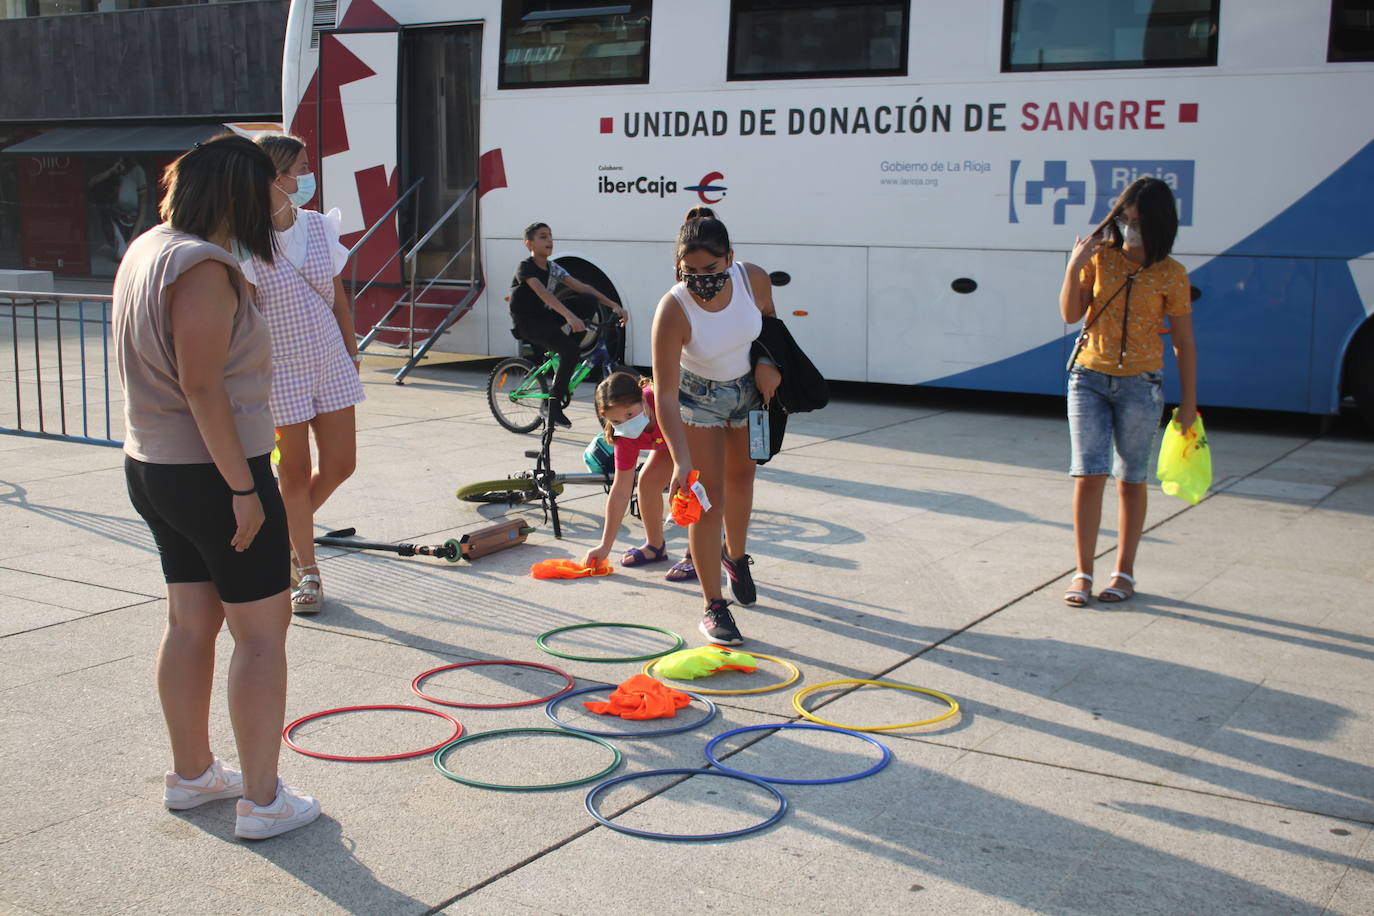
372, 325, 436, 334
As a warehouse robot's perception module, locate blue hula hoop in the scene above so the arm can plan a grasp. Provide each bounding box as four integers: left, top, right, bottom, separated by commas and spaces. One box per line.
585, 767, 788, 841
545, 684, 717, 738
703, 722, 892, 785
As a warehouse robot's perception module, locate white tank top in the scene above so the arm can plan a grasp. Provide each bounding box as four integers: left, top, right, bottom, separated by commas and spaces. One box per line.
672, 262, 763, 381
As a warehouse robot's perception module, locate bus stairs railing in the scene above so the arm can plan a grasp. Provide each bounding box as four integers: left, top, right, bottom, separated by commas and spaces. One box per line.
1, 291, 122, 448
356, 179, 483, 385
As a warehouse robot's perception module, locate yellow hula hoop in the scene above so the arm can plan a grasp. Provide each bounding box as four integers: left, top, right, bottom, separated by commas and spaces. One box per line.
791, 679, 960, 732
641, 651, 801, 696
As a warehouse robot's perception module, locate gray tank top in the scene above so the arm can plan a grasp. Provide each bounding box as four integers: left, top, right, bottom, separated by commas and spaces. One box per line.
113, 226, 275, 463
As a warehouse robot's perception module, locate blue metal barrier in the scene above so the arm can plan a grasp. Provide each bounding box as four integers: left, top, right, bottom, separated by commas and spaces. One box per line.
2, 291, 121, 447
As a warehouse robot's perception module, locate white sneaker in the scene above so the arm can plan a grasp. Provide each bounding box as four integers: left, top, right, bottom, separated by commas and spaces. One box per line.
163, 758, 243, 810
234, 779, 321, 840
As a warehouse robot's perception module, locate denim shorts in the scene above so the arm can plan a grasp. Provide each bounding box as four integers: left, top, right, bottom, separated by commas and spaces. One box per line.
679, 367, 761, 429
1067, 367, 1164, 483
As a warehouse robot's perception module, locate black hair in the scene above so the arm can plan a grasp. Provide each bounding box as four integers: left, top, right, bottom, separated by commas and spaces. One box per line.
682, 206, 717, 222
159, 134, 276, 263
1092, 176, 1179, 268
523, 222, 550, 241
675, 216, 731, 266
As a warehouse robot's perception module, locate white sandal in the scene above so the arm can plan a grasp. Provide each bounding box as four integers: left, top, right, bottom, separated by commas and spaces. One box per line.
291, 565, 323, 614
1098, 571, 1135, 603
1064, 573, 1093, 607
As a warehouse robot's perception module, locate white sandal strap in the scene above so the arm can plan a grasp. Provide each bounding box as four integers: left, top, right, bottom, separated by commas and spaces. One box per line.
1108, 572, 1135, 585
295, 574, 321, 587
1071, 572, 1094, 584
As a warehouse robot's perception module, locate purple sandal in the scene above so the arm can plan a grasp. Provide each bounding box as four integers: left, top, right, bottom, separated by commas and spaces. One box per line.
665, 552, 697, 583
621, 543, 668, 568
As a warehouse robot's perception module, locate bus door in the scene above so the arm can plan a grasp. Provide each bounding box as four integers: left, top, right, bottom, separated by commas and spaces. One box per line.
400, 24, 483, 287
867, 249, 1069, 394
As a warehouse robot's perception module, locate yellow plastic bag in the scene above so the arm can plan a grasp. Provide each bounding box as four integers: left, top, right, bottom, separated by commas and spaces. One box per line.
1156, 410, 1211, 504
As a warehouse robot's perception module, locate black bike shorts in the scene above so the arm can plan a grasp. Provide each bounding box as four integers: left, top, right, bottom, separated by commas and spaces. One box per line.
125, 453, 291, 604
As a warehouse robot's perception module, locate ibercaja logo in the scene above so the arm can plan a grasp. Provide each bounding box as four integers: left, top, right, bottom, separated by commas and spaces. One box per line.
596, 171, 728, 204
1008, 160, 1194, 227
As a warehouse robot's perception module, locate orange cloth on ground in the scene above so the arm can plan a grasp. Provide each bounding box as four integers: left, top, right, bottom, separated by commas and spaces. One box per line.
530, 558, 613, 579
582, 674, 692, 720
670, 470, 704, 526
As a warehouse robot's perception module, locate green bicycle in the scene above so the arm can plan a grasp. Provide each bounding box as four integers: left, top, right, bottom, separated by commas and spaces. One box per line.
487, 319, 623, 433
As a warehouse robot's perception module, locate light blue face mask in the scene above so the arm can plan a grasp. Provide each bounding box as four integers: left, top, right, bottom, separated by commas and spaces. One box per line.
229, 238, 252, 263
613, 409, 650, 439
287, 172, 316, 207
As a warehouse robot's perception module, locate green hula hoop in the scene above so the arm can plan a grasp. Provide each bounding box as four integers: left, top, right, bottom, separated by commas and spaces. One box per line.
433, 727, 622, 791
536, 622, 685, 663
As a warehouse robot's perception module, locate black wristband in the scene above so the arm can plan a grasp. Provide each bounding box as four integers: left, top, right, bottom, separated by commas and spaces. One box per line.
229, 485, 256, 496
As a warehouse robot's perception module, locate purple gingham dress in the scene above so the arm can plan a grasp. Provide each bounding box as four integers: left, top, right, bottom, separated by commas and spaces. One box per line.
249, 210, 364, 427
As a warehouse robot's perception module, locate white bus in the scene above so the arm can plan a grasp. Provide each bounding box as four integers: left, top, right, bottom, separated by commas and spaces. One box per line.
282, 0, 1374, 420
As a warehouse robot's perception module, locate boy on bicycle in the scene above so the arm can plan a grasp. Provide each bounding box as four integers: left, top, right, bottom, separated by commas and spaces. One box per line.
509, 222, 625, 428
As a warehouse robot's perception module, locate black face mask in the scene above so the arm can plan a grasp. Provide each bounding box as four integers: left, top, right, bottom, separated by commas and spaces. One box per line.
683, 268, 731, 302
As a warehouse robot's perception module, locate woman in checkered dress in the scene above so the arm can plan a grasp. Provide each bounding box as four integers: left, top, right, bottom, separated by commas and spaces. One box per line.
240, 133, 364, 613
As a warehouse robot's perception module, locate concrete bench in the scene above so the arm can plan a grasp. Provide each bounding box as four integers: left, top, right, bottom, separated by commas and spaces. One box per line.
0, 269, 55, 292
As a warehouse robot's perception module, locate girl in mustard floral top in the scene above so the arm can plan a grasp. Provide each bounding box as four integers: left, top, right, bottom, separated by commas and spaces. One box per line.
1058, 177, 1199, 606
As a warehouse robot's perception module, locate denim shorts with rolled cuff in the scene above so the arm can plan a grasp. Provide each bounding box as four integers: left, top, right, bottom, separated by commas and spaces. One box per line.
1067, 366, 1164, 484
678, 367, 762, 429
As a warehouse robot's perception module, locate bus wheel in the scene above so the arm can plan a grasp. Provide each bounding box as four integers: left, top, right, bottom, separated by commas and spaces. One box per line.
554, 256, 624, 362
1350, 324, 1374, 430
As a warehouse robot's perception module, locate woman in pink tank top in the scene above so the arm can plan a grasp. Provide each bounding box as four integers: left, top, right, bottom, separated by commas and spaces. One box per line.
651, 213, 781, 647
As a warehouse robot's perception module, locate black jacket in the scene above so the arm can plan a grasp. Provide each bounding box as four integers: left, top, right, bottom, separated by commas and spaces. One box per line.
749, 316, 830, 463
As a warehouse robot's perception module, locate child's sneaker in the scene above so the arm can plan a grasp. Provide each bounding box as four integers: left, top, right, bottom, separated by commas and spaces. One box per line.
163, 758, 243, 810
721, 550, 757, 606
234, 779, 321, 840
699, 598, 744, 646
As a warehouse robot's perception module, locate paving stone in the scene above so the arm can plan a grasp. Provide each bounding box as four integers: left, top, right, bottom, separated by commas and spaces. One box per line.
2, 362, 1372, 915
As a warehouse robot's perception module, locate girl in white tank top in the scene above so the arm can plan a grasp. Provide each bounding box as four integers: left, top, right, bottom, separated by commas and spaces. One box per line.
650, 214, 782, 648
672, 260, 762, 381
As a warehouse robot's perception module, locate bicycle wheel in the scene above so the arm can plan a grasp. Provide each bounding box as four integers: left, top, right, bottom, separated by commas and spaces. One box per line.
456, 477, 565, 504
488, 357, 548, 434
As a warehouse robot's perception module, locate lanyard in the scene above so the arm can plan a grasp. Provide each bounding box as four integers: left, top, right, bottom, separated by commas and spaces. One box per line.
1067, 264, 1143, 372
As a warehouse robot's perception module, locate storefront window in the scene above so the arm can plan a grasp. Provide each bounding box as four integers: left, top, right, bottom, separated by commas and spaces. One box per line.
1, 0, 235, 17
85, 155, 163, 276
0, 155, 19, 270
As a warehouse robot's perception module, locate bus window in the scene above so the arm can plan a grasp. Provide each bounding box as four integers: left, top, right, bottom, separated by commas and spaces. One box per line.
498, 0, 652, 89
727, 0, 908, 81
1329, 0, 1374, 61
1003, 0, 1218, 72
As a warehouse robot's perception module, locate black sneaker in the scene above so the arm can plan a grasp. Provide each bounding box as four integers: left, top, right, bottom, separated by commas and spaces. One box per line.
699, 598, 744, 646
722, 550, 756, 606
547, 401, 572, 429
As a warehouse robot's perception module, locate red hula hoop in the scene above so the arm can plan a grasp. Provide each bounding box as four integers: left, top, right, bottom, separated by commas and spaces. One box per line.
283, 704, 463, 762
410, 660, 577, 709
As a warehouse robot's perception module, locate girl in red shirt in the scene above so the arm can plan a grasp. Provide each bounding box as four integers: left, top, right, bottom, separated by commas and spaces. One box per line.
583, 372, 676, 569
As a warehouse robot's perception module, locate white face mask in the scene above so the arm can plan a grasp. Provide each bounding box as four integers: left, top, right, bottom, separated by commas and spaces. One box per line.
280, 172, 316, 207
1117, 219, 1143, 248
613, 409, 650, 439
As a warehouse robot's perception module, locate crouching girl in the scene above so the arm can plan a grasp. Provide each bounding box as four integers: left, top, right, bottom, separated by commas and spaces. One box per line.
583, 372, 677, 570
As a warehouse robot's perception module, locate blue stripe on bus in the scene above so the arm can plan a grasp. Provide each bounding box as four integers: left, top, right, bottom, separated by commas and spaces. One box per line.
927, 138, 1374, 414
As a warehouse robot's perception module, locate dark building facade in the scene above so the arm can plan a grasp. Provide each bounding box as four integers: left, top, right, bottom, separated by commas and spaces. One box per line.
0, 0, 289, 277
